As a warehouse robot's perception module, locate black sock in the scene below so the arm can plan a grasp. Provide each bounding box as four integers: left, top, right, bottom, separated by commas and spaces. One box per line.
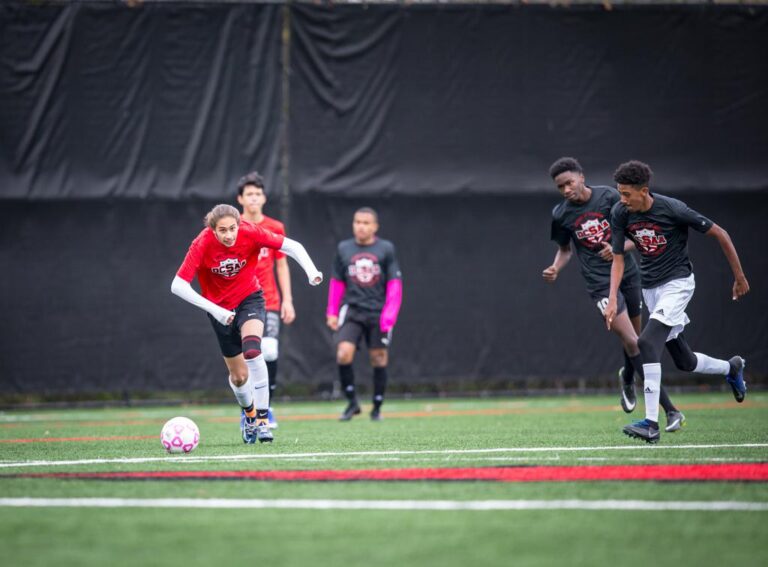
256, 409, 269, 421
629, 354, 644, 382
373, 367, 388, 409
622, 351, 635, 383
659, 387, 677, 413
339, 364, 356, 402
266, 360, 277, 407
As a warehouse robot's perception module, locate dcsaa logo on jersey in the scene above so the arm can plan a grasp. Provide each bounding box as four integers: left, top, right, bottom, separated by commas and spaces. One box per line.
573, 212, 610, 249
212, 257, 247, 278
348, 253, 381, 287
629, 223, 668, 256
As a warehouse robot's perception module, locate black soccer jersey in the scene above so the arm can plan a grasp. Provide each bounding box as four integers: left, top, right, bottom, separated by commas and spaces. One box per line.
331, 237, 402, 313
551, 185, 640, 293
610, 193, 713, 289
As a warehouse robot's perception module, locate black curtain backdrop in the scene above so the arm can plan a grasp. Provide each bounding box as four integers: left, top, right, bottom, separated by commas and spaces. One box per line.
0, 2, 766, 398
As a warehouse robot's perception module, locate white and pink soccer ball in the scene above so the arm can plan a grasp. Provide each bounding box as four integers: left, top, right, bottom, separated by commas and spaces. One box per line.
160, 416, 200, 454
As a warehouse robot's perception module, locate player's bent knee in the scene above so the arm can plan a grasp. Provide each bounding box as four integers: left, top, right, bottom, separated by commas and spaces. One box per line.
261, 337, 278, 362
229, 373, 248, 387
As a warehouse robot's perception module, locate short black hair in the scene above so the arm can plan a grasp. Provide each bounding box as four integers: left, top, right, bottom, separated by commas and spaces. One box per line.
548, 157, 583, 179
236, 171, 265, 196
613, 160, 653, 187
354, 206, 378, 222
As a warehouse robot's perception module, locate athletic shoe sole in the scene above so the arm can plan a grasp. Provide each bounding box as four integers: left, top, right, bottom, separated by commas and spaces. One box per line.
622, 425, 660, 444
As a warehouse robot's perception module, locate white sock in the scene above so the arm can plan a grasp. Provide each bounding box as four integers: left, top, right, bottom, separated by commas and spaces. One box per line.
229, 375, 253, 409
642, 363, 661, 423
693, 353, 731, 375
245, 355, 270, 411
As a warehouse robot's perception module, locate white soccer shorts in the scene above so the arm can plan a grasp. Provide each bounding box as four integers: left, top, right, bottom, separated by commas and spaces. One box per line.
642, 273, 695, 342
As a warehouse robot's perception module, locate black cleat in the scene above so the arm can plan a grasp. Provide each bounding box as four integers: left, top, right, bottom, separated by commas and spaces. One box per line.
623, 419, 660, 444
370, 407, 382, 421
618, 367, 636, 414
725, 356, 747, 403
339, 401, 361, 421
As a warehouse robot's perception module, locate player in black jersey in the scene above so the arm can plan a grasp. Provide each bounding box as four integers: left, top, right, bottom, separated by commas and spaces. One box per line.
544, 157, 684, 431
606, 160, 750, 443
326, 208, 403, 421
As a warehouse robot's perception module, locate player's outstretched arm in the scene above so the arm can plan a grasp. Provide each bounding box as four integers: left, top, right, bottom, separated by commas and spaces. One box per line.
542, 244, 572, 283
170, 276, 235, 325
280, 237, 323, 285
605, 253, 625, 330
706, 224, 750, 300
276, 257, 295, 323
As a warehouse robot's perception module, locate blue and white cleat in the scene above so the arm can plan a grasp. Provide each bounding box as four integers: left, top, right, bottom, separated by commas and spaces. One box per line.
725, 356, 747, 403
622, 419, 660, 444
243, 420, 259, 445
267, 407, 279, 429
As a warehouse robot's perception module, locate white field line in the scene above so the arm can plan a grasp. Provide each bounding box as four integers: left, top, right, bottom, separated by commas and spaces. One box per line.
0, 443, 767, 469
0, 497, 767, 512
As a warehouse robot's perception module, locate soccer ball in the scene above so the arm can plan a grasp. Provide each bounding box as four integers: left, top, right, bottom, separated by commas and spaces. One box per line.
160, 416, 200, 454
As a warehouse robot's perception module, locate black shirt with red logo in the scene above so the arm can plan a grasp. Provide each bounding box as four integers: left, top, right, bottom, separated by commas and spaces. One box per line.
332, 237, 401, 313
551, 185, 639, 293
610, 192, 713, 289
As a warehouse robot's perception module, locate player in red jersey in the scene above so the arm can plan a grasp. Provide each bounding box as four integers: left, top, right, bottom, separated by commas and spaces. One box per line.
237, 172, 294, 429
171, 203, 323, 444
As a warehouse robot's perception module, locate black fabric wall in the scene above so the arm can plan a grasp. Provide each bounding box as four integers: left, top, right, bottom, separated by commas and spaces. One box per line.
1, 2, 766, 397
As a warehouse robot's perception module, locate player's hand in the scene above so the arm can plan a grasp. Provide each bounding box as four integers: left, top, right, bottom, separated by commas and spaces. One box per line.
598, 242, 613, 262
733, 275, 750, 301
281, 299, 296, 324
309, 271, 324, 286
604, 298, 618, 330
326, 315, 339, 331
216, 310, 236, 326
542, 265, 558, 283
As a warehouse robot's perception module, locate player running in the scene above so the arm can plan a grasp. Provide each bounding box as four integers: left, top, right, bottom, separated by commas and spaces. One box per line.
543, 157, 684, 431
237, 172, 294, 429
606, 160, 749, 443
171, 204, 322, 444
326, 207, 403, 421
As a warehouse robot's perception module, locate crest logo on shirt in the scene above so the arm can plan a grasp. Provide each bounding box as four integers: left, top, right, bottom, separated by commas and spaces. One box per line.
573, 212, 610, 249
628, 223, 668, 256
212, 258, 247, 278
348, 253, 381, 287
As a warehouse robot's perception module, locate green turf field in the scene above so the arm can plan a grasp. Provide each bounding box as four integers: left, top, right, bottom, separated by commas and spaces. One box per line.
2, 393, 767, 567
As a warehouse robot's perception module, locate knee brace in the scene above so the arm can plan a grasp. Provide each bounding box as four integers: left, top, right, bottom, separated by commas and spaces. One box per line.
242, 335, 262, 360
261, 337, 279, 362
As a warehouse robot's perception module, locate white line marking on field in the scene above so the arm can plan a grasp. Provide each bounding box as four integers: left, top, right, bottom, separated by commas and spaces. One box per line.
0, 497, 766, 512
0, 443, 766, 469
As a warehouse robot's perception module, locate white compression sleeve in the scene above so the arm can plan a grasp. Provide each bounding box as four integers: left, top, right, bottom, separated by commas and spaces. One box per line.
170, 276, 234, 325
280, 238, 323, 285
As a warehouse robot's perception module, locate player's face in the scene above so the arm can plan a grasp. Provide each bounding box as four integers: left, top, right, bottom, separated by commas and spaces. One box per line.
554, 171, 587, 203
238, 185, 266, 214
353, 212, 378, 245
617, 183, 647, 212
214, 216, 240, 247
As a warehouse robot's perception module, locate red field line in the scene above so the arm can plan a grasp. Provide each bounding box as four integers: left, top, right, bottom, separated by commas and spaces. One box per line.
0, 435, 156, 444
10, 463, 768, 482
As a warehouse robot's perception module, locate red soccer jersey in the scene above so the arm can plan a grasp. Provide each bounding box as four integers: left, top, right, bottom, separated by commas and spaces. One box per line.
254, 215, 287, 312
176, 220, 285, 310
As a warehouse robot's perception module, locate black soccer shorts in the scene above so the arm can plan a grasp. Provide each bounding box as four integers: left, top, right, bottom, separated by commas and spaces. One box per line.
207, 291, 266, 358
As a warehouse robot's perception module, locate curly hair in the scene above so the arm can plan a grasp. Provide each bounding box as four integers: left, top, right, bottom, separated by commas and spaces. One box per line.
613, 160, 653, 187
548, 157, 583, 179
236, 171, 265, 196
